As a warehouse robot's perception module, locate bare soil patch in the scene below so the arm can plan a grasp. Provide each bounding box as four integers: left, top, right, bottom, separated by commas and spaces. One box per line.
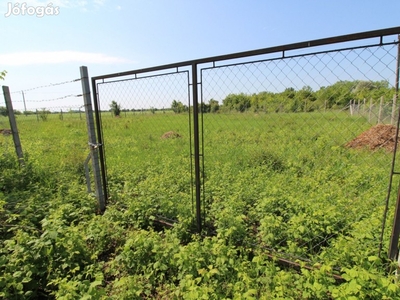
346, 124, 399, 152
161, 131, 182, 139
0, 129, 12, 136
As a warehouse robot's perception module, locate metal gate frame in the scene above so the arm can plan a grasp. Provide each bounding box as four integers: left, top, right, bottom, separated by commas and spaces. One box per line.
91, 26, 400, 259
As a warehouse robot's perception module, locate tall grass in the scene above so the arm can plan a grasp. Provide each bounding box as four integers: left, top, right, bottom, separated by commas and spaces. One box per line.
2, 111, 400, 298
0, 111, 395, 262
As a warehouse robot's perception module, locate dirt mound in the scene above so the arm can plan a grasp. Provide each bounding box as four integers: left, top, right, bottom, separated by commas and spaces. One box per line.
161, 131, 182, 139
0, 129, 12, 136
346, 124, 399, 152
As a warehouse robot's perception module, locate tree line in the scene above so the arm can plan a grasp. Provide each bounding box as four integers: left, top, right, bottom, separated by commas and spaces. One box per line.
1, 80, 393, 117
171, 80, 394, 113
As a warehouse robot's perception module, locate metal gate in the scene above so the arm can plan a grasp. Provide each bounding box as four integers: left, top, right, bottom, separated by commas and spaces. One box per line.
92, 26, 400, 264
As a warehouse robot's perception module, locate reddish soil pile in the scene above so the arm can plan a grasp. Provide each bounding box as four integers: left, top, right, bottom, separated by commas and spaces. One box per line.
346, 124, 399, 152
161, 131, 182, 139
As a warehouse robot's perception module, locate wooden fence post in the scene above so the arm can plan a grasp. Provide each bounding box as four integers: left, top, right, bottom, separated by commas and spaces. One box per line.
2, 86, 24, 166
392, 94, 397, 125
350, 100, 353, 115
370, 98, 374, 123
378, 96, 384, 124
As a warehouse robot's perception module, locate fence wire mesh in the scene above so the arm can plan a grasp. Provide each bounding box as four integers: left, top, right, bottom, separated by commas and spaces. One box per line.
92, 30, 400, 269
200, 41, 400, 265
95, 71, 194, 225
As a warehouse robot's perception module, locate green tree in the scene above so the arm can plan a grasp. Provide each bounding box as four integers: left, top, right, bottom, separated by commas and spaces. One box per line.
296, 86, 317, 112
351, 80, 392, 101
250, 91, 277, 113
171, 100, 188, 113
0, 70, 6, 80
0, 106, 7, 116
283, 87, 296, 99
278, 88, 298, 112
209, 99, 220, 113
110, 101, 121, 117
0, 107, 19, 117
314, 80, 353, 108
222, 93, 251, 112
198, 99, 219, 113
199, 102, 210, 113
39, 108, 50, 121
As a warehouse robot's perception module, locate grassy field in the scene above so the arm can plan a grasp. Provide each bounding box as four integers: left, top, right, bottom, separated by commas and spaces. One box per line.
1, 110, 400, 298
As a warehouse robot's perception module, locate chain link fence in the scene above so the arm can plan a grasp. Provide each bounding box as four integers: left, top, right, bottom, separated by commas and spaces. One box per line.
92, 27, 400, 268
200, 41, 399, 264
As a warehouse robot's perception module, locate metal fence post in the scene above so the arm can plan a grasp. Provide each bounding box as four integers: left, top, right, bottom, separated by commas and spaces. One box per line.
389, 185, 400, 260
386, 35, 400, 260
192, 63, 202, 233
2, 86, 24, 166
80, 66, 106, 212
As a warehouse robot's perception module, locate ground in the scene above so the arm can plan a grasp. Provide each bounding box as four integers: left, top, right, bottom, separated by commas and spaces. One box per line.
0, 129, 11, 135
346, 124, 399, 152
161, 131, 182, 139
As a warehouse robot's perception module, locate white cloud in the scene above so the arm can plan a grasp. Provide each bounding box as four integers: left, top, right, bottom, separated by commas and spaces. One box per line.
0, 51, 133, 66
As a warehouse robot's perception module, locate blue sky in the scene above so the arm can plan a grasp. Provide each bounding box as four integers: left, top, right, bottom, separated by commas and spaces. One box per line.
1, 0, 400, 111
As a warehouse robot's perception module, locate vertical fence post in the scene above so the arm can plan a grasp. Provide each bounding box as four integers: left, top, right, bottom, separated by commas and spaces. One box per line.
2, 86, 24, 166
378, 96, 384, 124
21, 91, 27, 115
392, 94, 397, 125
369, 98, 373, 123
387, 35, 400, 261
349, 100, 353, 115
389, 185, 400, 260
91, 77, 108, 206
192, 63, 202, 233
80, 66, 106, 212
363, 98, 366, 116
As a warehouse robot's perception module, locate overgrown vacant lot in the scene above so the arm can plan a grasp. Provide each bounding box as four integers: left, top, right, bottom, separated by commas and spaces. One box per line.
1, 111, 400, 299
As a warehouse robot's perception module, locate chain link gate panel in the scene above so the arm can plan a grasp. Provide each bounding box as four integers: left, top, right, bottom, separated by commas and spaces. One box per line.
199, 34, 400, 267
92, 27, 400, 271
92, 69, 198, 228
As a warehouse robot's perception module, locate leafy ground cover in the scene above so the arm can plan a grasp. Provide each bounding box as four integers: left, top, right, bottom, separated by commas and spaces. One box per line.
1, 111, 400, 299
